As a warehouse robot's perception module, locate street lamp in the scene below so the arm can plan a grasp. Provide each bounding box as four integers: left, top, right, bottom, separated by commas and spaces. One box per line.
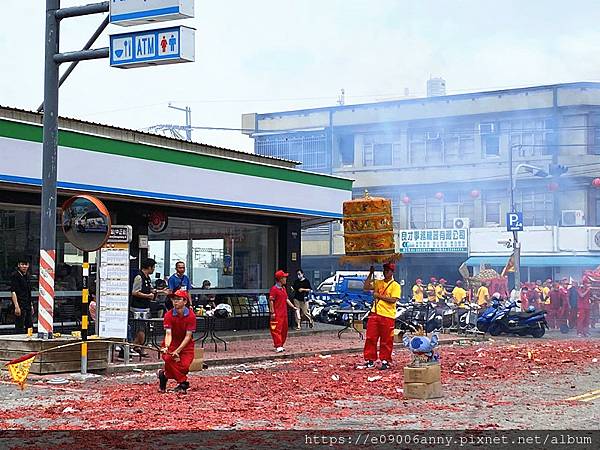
508, 145, 549, 291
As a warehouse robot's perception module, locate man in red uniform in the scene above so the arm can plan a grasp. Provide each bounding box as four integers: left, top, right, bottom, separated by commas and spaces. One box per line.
548, 281, 562, 329
577, 281, 592, 337
269, 270, 299, 352
360, 263, 401, 370
157, 289, 196, 393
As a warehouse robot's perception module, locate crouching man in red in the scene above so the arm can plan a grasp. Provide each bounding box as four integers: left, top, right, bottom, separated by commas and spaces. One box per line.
158, 289, 196, 393
360, 263, 401, 370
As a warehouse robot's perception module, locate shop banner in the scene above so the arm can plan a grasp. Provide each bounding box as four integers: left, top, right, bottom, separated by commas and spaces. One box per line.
399, 228, 468, 253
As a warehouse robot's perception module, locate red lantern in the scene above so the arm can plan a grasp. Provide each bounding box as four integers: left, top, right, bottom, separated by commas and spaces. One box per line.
470, 189, 480, 199
435, 192, 444, 200
547, 181, 559, 192
401, 196, 411, 205
593, 178, 600, 188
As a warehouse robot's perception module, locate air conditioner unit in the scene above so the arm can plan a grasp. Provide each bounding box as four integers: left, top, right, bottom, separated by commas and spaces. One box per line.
562, 210, 585, 227
426, 131, 440, 140
479, 122, 496, 134
588, 229, 600, 251
453, 217, 470, 229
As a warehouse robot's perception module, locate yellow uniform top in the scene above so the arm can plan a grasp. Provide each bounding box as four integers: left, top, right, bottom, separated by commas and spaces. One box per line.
542, 286, 550, 304
435, 285, 446, 301
412, 284, 424, 302
452, 287, 467, 306
371, 278, 401, 319
476, 286, 489, 306
426, 283, 437, 300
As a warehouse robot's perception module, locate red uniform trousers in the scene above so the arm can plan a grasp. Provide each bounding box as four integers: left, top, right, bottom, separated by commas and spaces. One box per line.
569, 307, 578, 328
364, 313, 395, 362
577, 308, 591, 335
162, 350, 194, 383
270, 313, 288, 348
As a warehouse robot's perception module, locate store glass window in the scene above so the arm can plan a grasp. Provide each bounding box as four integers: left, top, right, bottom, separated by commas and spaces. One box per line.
148, 217, 277, 290
0, 203, 95, 294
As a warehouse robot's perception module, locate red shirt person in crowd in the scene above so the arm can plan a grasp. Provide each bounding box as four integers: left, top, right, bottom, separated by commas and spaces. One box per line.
269, 270, 299, 353
548, 282, 563, 329
157, 289, 197, 394
577, 281, 592, 337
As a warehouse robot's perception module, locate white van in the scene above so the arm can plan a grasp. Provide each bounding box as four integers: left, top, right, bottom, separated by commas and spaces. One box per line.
316, 271, 383, 292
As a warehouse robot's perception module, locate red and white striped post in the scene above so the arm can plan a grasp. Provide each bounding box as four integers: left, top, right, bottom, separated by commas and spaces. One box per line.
37, 249, 55, 338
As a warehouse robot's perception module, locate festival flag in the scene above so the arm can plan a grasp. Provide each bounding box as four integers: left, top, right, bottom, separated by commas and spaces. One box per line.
5, 352, 37, 390
501, 252, 515, 277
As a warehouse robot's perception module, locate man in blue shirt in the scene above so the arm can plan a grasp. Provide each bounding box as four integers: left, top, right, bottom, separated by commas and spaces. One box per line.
167, 261, 192, 310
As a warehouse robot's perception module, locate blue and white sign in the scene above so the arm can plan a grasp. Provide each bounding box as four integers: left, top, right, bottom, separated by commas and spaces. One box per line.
506, 212, 524, 232
399, 228, 468, 253
110, 0, 195, 27
110, 26, 195, 68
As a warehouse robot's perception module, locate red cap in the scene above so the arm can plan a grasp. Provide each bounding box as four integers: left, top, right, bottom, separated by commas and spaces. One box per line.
439, 278, 447, 283
383, 263, 396, 272
275, 270, 289, 280
171, 289, 189, 299
416, 278, 422, 284
430, 277, 437, 282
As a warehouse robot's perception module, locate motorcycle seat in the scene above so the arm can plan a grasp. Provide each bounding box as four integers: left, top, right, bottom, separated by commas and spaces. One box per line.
512, 311, 541, 319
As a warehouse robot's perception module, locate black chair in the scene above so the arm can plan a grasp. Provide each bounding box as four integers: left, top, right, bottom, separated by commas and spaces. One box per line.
55, 300, 81, 331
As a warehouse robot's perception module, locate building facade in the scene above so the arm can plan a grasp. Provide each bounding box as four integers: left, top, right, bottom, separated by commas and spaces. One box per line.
242, 82, 600, 287
0, 106, 351, 330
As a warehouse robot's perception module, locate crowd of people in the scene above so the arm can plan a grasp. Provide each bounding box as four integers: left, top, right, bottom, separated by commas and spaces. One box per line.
409, 276, 596, 337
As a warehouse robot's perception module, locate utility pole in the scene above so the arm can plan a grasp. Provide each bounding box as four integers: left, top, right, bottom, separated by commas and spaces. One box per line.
38, 0, 109, 339
508, 144, 521, 291
168, 103, 193, 141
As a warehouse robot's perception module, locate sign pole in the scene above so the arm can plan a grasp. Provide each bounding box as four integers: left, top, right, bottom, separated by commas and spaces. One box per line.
81, 251, 89, 374
38, 0, 61, 339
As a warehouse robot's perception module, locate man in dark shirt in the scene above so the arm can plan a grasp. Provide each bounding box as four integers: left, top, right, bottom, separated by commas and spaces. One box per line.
568, 280, 579, 329
10, 258, 33, 334
292, 269, 313, 330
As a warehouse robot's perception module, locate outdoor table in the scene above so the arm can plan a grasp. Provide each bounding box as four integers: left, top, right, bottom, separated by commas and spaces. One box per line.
197, 315, 228, 352
131, 318, 164, 349
333, 309, 368, 340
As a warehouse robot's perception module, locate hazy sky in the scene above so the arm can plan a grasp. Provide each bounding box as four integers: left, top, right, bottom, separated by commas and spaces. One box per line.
2, 0, 600, 152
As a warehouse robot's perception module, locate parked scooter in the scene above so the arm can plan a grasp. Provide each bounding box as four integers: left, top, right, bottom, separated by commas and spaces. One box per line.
477, 299, 548, 338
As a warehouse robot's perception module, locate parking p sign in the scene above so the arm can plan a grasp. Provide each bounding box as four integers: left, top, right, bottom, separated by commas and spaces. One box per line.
507, 212, 524, 232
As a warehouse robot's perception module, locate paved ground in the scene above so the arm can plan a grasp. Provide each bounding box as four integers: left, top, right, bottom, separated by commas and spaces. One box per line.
0, 335, 598, 432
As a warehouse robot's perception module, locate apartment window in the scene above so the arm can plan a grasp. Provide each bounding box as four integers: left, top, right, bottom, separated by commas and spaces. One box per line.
373, 143, 393, 166
409, 199, 441, 229
485, 202, 501, 224
337, 135, 354, 167
515, 189, 554, 226
426, 137, 443, 163
409, 132, 426, 165
442, 192, 475, 227
459, 134, 475, 157
509, 119, 546, 158
363, 135, 397, 167
363, 143, 373, 166
483, 135, 500, 156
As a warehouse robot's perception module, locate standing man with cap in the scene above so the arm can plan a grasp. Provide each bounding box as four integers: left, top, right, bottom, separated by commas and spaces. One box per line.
426, 277, 438, 302
158, 289, 196, 394
412, 278, 424, 303
436, 278, 448, 303
269, 270, 299, 352
360, 262, 401, 370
